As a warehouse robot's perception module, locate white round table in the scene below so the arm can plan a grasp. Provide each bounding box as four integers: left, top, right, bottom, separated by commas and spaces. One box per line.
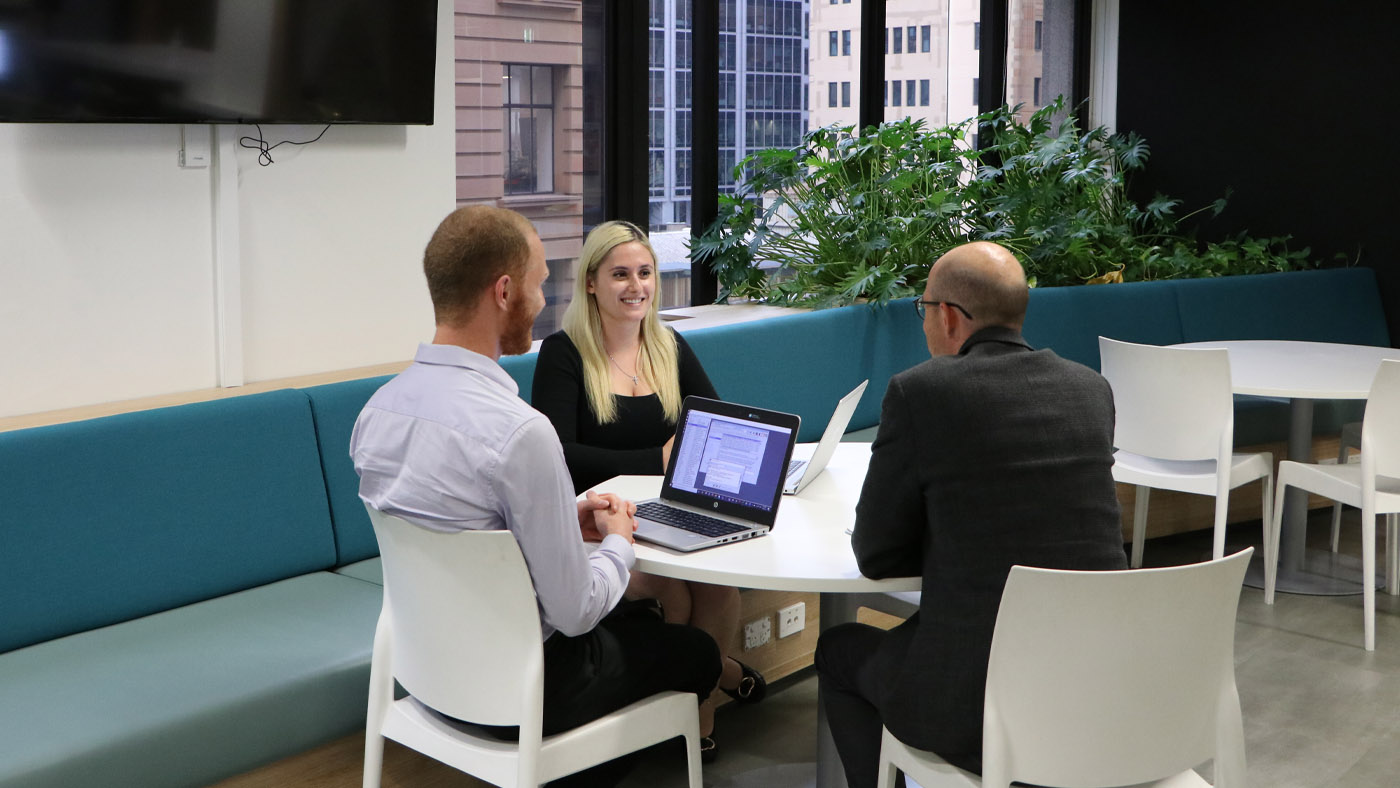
1176, 340, 1400, 594
592, 441, 918, 788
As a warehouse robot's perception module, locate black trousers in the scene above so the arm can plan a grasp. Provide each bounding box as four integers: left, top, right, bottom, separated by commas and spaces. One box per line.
488, 600, 721, 787
815, 621, 912, 788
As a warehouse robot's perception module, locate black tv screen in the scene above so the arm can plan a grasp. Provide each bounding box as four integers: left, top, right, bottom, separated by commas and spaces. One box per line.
0, 0, 437, 124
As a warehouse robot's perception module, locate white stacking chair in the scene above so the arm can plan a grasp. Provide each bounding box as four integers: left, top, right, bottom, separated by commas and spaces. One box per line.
1265, 360, 1400, 651
362, 507, 703, 788
877, 549, 1252, 788
1099, 337, 1273, 567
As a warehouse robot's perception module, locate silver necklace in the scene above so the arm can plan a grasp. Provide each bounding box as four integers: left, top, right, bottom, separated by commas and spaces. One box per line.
608, 352, 640, 387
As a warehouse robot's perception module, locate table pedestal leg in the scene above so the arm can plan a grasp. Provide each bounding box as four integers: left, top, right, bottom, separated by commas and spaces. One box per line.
1243, 398, 1382, 595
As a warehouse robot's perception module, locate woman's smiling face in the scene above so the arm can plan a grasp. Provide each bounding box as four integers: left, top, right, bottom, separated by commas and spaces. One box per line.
588, 241, 656, 326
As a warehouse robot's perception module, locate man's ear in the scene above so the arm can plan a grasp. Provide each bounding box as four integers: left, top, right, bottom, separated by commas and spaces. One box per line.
492, 274, 512, 311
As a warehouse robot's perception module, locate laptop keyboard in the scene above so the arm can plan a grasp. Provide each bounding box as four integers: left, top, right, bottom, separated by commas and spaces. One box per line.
637, 502, 750, 538
786, 459, 808, 479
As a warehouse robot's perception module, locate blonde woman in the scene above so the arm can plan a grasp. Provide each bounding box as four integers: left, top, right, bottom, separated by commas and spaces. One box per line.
532, 220, 765, 759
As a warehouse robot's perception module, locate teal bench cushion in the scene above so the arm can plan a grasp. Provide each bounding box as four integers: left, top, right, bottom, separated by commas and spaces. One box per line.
500, 352, 539, 402
304, 376, 394, 566
683, 302, 926, 441
0, 572, 382, 788
1024, 278, 1186, 371
0, 390, 337, 654
334, 557, 384, 585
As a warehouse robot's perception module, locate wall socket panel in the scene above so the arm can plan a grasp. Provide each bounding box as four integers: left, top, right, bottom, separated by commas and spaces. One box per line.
778, 602, 806, 638
743, 616, 772, 650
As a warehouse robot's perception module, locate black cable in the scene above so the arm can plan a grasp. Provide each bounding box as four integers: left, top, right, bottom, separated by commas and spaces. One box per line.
238, 123, 333, 166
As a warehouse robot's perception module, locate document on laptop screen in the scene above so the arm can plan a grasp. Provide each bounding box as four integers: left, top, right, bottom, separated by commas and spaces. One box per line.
669, 410, 792, 511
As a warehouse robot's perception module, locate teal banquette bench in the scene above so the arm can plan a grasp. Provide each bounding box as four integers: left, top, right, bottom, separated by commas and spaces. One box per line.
0, 267, 1387, 788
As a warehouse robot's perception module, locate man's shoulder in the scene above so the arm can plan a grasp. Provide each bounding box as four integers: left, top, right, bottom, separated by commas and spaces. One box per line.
365, 363, 542, 443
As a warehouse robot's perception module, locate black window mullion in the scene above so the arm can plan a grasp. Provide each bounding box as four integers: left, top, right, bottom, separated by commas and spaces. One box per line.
689, 0, 719, 305
979, 0, 1008, 154
857, 0, 886, 131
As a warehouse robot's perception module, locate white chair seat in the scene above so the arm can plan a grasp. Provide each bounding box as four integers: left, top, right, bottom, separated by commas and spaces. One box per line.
1277, 464, 1400, 511
1113, 450, 1273, 495
382, 692, 700, 787
882, 728, 1211, 788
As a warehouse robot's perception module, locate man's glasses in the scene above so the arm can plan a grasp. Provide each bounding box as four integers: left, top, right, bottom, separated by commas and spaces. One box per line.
914, 299, 974, 321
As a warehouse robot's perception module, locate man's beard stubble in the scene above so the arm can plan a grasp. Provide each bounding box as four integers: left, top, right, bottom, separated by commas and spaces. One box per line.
501, 294, 536, 356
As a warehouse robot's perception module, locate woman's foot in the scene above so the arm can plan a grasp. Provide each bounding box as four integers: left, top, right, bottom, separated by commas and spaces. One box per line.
720, 657, 767, 704
700, 735, 718, 764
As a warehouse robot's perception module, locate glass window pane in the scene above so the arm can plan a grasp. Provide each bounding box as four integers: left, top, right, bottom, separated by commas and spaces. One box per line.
1008, 0, 1071, 121
532, 66, 552, 105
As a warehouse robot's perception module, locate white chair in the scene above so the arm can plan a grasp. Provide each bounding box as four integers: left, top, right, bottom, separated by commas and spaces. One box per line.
362, 506, 703, 788
1099, 337, 1273, 567
877, 549, 1252, 788
1264, 360, 1400, 651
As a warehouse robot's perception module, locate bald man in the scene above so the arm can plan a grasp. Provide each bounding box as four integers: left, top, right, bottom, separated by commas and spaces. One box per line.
815, 242, 1127, 786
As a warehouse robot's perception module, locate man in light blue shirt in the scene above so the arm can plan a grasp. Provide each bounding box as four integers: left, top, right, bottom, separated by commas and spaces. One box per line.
352, 206, 720, 781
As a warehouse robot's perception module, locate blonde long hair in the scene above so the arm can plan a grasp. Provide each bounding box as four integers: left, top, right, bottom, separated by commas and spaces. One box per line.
561, 221, 681, 425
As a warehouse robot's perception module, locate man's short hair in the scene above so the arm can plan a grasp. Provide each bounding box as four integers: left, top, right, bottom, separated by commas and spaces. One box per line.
423, 205, 535, 324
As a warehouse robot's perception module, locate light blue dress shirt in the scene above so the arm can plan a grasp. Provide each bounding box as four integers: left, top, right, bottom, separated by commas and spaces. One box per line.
351, 342, 634, 640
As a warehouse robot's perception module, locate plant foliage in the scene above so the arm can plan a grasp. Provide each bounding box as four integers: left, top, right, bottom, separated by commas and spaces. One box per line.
691, 98, 1317, 305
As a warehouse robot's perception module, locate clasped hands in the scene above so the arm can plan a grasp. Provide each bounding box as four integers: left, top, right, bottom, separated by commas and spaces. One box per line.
577, 490, 638, 544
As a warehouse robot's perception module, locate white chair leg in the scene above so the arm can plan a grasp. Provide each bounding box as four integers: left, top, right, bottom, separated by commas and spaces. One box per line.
875, 755, 900, 788
1388, 513, 1399, 597
1131, 485, 1150, 568
1265, 479, 1287, 605
1363, 507, 1377, 651
1212, 488, 1230, 561
1331, 440, 1350, 552
683, 728, 703, 788
362, 732, 385, 788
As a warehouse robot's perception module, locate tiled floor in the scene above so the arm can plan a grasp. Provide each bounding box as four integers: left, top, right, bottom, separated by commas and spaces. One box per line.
623, 509, 1400, 788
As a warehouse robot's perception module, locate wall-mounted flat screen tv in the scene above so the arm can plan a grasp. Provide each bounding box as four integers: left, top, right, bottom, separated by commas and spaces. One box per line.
0, 0, 437, 124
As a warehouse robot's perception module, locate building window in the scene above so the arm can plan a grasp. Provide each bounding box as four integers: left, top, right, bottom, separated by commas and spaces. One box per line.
972, 77, 980, 107
892, 26, 902, 54
1034, 20, 1043, 51
884, 80, 889, 106
907, 26, 916, 54
842, 29, 851, 56
884, 27, 889, 54
920, 79, 930, 106
906, 79, 915, 107
974, 21, 981, 50
921, 25, 931, 53
1033, 76, 1041, 105
841, 81, 851, 108
504, 64, 554, 195
829, 81, 838, 107
892, 80, 901, 106
829, 31, 838, 57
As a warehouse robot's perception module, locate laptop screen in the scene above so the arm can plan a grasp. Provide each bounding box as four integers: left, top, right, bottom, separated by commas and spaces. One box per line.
660, 397, 800, 526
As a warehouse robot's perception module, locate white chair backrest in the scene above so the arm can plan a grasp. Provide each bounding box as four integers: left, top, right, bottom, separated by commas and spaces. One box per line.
983, 549, 1251, 788
367, 506, 545, 728
1099, 336, 1235, 462
1362, 359, 1400, 482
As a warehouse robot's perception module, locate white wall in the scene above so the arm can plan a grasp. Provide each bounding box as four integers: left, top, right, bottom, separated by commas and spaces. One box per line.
0, 1, 454, 419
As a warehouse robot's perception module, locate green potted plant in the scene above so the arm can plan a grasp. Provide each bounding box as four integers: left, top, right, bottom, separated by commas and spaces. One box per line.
691, 99, 1316, 305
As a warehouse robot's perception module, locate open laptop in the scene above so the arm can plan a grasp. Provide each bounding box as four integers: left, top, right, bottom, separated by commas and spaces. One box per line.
634, 396, 800, 552
783, 380, 869, 495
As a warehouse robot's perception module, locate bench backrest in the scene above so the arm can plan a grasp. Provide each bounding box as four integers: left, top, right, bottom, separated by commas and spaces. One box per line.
0, 390, 337, 654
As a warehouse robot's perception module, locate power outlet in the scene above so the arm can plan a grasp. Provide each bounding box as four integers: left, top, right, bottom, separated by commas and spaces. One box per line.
778, 601, 806, 638
743, 616, 772, 650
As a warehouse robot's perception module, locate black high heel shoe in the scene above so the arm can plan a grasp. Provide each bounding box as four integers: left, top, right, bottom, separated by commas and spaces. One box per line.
720, 658, 767, 704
